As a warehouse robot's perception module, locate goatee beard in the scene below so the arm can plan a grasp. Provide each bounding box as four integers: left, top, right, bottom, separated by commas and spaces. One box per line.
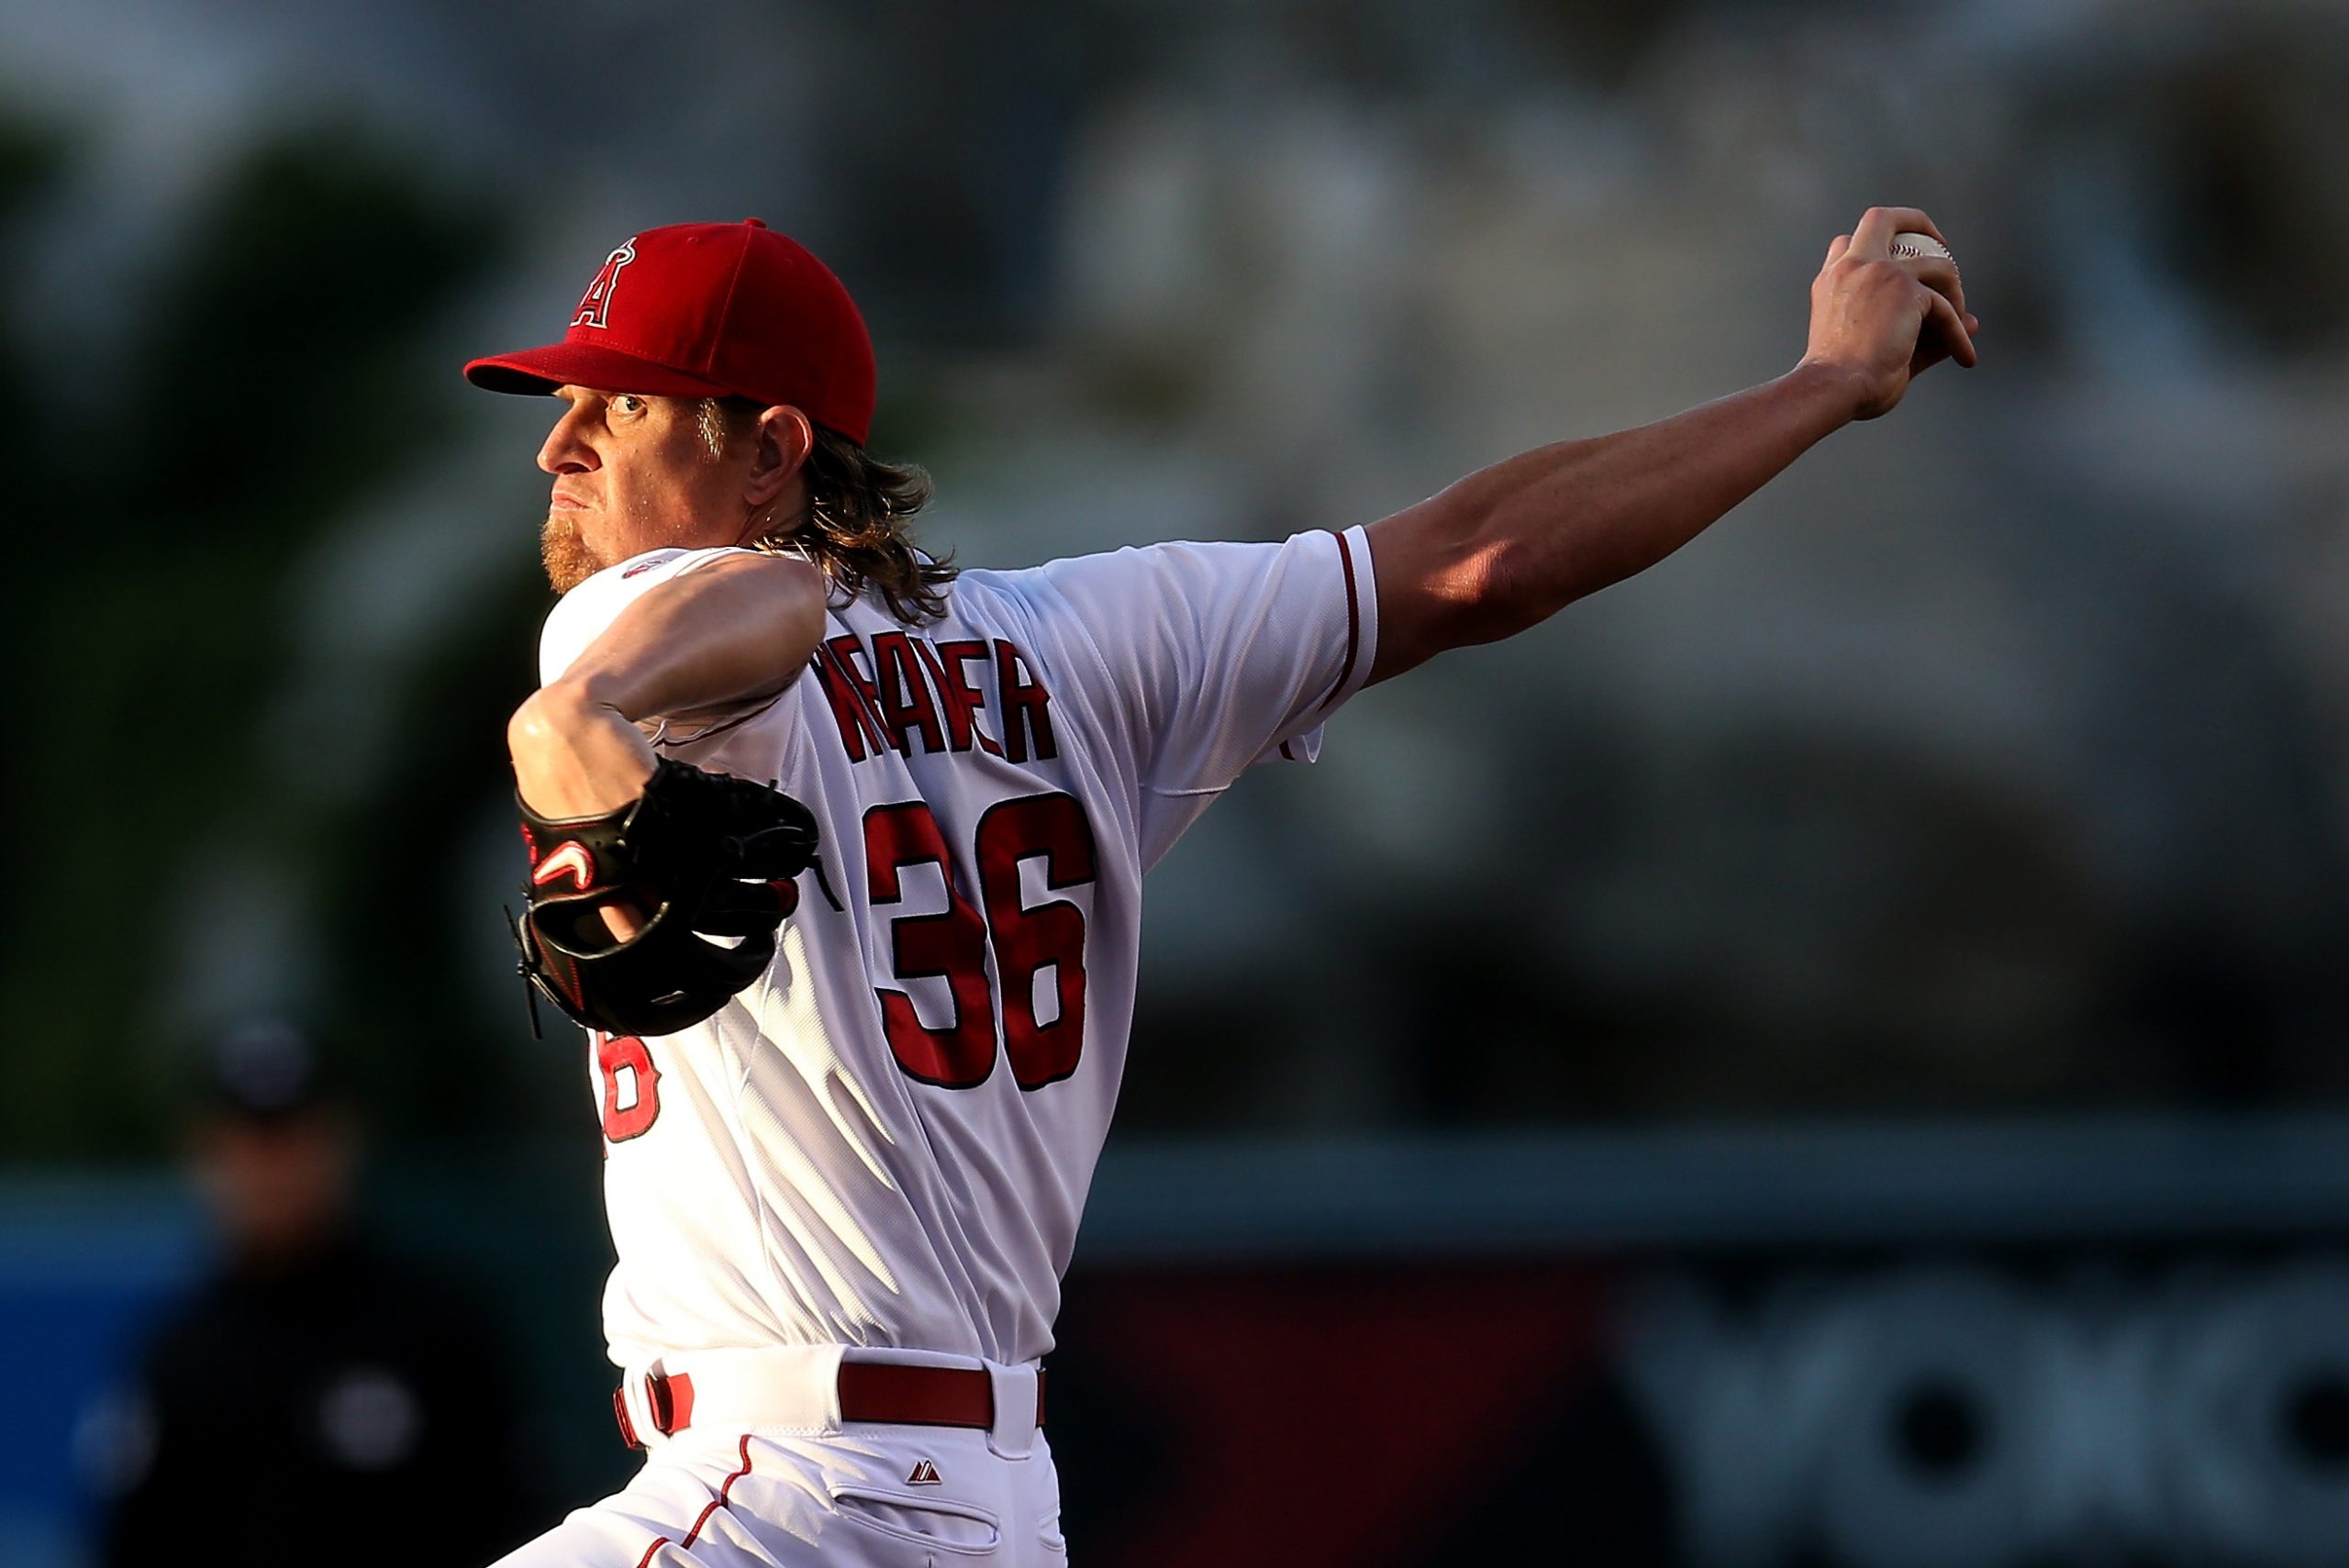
540, 515, 599, 593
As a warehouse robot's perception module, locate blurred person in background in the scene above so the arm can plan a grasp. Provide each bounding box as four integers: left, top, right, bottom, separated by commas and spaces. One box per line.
81, 1019, 534, 1567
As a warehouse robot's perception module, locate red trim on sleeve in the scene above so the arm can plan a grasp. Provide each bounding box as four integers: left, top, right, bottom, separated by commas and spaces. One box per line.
1323, 529, 1361, 709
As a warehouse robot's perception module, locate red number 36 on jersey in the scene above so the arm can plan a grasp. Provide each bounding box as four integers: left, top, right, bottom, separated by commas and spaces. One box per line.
865, 790, 1097, 1092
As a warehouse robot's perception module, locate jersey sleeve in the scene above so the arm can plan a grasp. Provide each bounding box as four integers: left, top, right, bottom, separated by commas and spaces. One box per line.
536, 545, 757, 686
1027, 525, 1377, 801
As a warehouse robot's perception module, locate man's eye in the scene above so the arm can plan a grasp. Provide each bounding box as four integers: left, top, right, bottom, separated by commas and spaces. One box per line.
612, 395, 644, 416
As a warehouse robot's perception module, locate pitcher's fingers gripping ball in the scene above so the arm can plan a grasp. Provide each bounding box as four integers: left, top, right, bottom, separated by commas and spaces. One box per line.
1888, 229, 1975, 362
516, 758, 819, 1037
1811, 206, 1977, 417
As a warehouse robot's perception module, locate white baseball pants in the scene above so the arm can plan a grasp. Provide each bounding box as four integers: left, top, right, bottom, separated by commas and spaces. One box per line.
487, 1348, 1066, 1567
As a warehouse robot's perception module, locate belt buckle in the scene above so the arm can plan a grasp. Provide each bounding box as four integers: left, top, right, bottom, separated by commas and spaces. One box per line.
647, 1370, 694, 1436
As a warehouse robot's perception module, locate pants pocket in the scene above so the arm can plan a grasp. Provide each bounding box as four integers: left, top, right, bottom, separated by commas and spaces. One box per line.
1038, 1508, 1068, 1555
832, 1485, 1003, 1556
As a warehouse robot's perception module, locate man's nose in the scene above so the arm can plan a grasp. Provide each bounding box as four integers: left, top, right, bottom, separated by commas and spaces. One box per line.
538, 408, 598, 474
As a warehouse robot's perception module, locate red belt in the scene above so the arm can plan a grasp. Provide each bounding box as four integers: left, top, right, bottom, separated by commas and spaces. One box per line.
615, 1362, 1049, 1449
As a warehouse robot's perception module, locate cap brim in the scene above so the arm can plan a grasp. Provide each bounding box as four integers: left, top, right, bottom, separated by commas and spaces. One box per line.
463, 341, 738, 400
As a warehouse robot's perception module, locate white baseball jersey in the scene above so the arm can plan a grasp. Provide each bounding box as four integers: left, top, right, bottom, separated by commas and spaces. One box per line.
537, 527, 1377, 1375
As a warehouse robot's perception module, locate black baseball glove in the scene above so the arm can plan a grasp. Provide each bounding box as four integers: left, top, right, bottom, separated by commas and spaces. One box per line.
513, 758, 819, 1037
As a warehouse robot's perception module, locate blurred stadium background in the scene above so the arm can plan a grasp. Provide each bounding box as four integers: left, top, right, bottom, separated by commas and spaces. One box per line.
6, 0, 2348, 1562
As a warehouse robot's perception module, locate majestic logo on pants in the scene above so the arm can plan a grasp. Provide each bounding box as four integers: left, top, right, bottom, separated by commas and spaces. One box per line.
907, 1459, 941, 1485
573, 239, 637, 329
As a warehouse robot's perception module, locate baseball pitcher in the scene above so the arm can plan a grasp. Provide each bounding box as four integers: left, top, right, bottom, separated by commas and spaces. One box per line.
473, 208, 1973, 1565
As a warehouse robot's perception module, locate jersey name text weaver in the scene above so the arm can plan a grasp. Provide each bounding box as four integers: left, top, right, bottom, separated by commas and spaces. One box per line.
811, 631, 1057, 764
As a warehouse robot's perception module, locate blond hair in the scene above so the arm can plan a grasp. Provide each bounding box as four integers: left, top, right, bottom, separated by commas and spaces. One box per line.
699, 395, 955, 622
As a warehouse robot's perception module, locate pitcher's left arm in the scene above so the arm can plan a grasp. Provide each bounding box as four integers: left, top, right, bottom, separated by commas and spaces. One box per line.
508, 551, 826, 817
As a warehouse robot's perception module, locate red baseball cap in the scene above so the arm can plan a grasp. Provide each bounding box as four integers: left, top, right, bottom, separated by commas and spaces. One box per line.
464, 218, 876, 445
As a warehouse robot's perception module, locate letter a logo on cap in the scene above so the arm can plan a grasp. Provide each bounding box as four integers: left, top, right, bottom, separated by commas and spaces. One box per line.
573, 239, 637, 329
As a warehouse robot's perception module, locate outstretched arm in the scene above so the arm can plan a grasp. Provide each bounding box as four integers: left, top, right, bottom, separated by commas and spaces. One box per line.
1364, 206, 1976, 684
507, 551, 827, 818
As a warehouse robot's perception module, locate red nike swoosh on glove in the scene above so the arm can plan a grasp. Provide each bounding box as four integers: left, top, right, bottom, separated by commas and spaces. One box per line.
531, 840, 596, 891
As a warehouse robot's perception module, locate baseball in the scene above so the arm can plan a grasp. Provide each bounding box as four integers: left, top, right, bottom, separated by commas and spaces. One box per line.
1890, 230, 1954, 265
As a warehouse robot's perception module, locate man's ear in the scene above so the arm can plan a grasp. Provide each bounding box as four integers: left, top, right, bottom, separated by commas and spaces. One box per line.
745, 406, 815, 509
